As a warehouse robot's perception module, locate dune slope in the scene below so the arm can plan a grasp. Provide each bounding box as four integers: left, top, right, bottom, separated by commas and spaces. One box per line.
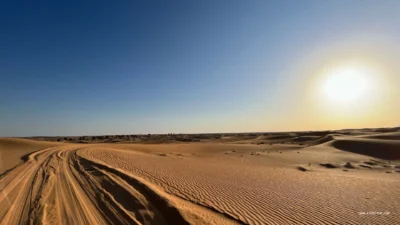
1, 137, 399, 225
0, 145, 194, 225
0, 138, 63, 173
79, 145, 400, 225
328, 138, 400, 160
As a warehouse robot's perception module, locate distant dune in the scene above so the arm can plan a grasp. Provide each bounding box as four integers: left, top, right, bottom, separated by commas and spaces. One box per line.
329, 138, 400, 160
0, 128, 399, 224
357, 131, 400, 140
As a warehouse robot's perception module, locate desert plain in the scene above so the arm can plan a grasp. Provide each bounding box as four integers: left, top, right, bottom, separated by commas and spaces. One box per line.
0, 127, 399, 225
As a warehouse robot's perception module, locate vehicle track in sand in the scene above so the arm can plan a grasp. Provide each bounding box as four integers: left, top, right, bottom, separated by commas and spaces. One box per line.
0, 145, 189, 225
1, 141, 399, 225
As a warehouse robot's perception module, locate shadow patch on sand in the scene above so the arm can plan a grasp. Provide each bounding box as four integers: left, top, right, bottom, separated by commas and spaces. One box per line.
296, 166, 308, 172
331, 139, 400, 160
344, 162, 356, 169
319, 163, 338, 169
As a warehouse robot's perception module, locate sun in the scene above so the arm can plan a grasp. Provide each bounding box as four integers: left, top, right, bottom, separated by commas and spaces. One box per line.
321, 67, 371, 102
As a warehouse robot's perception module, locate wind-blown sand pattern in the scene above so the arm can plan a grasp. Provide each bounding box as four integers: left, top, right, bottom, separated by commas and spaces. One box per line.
1, 129, 399, 224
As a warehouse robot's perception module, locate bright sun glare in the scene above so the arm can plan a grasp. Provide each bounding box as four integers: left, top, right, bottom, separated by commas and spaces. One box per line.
322, 67, 371, 102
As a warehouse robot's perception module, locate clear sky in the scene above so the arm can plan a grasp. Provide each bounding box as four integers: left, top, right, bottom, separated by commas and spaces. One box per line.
1, 1, 399, 136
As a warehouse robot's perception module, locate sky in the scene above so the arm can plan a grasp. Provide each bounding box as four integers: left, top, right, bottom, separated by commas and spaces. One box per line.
1, 0, 399, 136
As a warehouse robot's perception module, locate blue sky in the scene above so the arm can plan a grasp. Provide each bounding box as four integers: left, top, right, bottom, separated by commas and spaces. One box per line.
1, 1, 399, 136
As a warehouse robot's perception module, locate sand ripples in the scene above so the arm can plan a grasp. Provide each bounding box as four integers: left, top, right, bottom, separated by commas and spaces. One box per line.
80, 147, 400, 225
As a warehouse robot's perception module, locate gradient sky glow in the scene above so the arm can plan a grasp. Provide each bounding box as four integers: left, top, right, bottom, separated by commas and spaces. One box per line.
1, 1, 399, 136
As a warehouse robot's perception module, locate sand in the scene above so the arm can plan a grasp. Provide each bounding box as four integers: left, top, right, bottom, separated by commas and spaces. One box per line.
0, 138, 63, 174
0, 129, 399, 224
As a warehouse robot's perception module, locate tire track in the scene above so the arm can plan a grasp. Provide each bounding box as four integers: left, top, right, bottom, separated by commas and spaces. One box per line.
78, 147, 400, 225
0, 146, 190, 225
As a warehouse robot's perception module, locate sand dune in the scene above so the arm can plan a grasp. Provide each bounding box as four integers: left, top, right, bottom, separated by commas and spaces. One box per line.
0, 144, 236, 225
329, 138, 400, 160
357, 132, 400, 140
0, 138, 64, 174
0, 145, 189, 225
1, 129, 399, 224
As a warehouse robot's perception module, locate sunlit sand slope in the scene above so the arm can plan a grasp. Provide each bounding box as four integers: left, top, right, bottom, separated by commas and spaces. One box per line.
0, 137, 399, 225
0, 138, 64, 173
0, 143, 235, 225
79, 145, 400, 225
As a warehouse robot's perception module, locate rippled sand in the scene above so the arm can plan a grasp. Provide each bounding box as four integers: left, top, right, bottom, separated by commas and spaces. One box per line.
1, 131, 399, 224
